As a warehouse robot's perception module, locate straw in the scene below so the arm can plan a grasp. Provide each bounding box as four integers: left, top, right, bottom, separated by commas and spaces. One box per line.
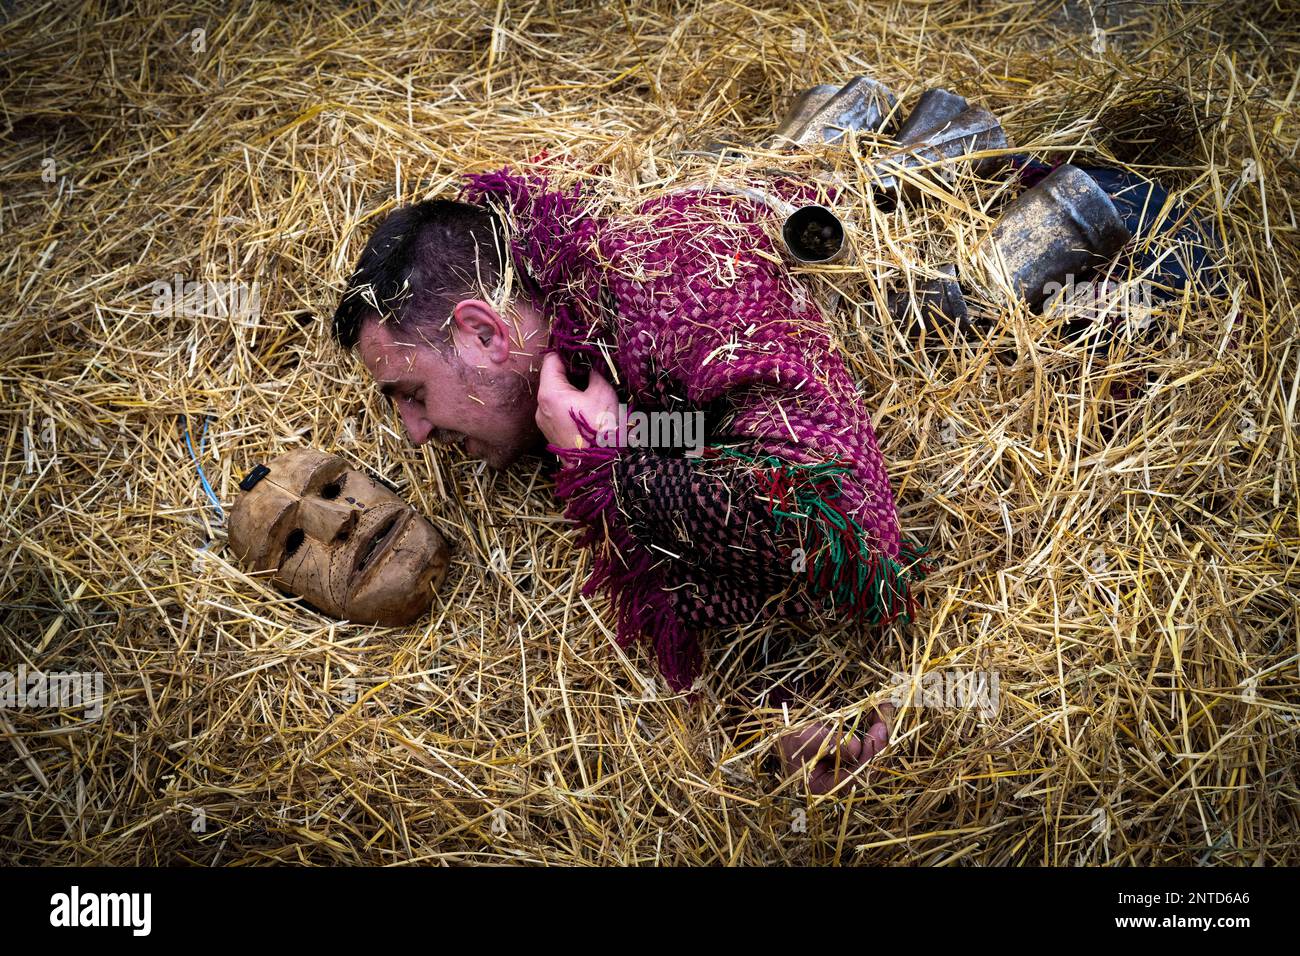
0, 0, 1295, 865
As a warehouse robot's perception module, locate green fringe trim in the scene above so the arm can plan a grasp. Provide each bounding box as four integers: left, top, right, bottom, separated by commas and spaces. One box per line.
708, 446, 933, 624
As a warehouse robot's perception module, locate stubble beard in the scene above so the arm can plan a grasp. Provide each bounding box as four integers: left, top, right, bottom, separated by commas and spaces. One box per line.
467, 363, 543, 470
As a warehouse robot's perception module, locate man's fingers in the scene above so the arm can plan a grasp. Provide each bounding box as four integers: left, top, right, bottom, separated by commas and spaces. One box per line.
583, 364, 621, 409
779, 713, 895, 795
808, 765, 837, 796
810, 753, 864, 795
782, 724, 833, 764
863, 718, 890, 758
823, 746, 876, 794
783, 722, 874, 766
538, 352, 574, 397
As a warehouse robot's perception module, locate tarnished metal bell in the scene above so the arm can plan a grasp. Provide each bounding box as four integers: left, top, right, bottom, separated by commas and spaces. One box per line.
764, 75, 897, 148
872, 105, 1008, 196
888, 263, 970, 332
976, 164, 1132, 308
782, 204, 849, 264
766, 84, 843, 144
892, 88, 969, 144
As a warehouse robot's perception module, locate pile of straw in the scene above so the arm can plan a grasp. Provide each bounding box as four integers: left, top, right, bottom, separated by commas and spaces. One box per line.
2, 0, 1296, 865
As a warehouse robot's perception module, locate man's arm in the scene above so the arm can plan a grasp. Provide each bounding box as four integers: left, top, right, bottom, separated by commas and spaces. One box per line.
536, 353, 929, 633
611, 443, 926, 626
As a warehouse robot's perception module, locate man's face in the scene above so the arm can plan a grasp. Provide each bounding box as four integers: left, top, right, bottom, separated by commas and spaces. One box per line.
357, 314, 544, 469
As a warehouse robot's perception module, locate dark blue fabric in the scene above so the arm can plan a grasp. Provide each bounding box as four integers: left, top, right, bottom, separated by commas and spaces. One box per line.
1076, 165, 1222, 298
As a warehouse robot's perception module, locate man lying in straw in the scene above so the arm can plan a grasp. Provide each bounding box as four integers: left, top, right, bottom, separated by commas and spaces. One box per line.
330, 151, 932, 795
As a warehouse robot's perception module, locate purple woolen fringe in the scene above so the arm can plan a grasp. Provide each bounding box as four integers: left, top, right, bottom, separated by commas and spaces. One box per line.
548, 414, 702, 692
461, 165, 607, 369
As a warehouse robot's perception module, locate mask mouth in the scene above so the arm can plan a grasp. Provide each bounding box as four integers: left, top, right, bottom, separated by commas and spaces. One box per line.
350, 509, 409, 583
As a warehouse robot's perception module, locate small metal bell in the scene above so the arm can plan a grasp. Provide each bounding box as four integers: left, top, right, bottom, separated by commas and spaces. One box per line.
765, 84, 844, 145
888, 263, 970, 331
892, 88, 970, 144
872, 106, 1008, 197
764, 75, 897, 148
782, 204, 849, 263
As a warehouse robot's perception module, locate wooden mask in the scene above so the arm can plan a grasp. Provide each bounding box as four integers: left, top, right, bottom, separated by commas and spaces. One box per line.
228, 448, 449, 626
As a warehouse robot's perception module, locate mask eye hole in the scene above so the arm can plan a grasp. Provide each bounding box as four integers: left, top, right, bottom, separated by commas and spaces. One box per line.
320, 479, 343, 500
283, 528, 305, 559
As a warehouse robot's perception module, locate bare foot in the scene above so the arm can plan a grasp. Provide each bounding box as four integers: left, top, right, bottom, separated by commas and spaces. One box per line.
778, 704, 893, 795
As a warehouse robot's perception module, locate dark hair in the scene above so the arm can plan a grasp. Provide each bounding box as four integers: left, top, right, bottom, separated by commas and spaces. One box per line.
331, 199, 506, 349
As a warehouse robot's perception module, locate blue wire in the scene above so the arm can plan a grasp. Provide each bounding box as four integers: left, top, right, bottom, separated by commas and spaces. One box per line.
182, 414, 225, 521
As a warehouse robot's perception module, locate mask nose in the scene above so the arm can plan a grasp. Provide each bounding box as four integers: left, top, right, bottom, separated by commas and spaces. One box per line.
297, 498, 359, 543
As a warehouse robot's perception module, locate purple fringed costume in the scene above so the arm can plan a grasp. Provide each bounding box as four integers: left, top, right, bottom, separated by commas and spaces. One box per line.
462, 155, 931, 691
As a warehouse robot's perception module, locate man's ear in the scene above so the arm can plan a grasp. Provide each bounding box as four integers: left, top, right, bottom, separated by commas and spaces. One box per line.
450, 299, 511, 365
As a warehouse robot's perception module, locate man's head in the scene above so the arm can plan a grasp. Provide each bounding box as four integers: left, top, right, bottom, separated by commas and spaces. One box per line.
332, 199, 550, 469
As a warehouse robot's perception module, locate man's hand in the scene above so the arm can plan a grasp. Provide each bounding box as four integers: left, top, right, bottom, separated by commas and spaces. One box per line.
535, 352, 620, 451
778, 705, 894, 796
